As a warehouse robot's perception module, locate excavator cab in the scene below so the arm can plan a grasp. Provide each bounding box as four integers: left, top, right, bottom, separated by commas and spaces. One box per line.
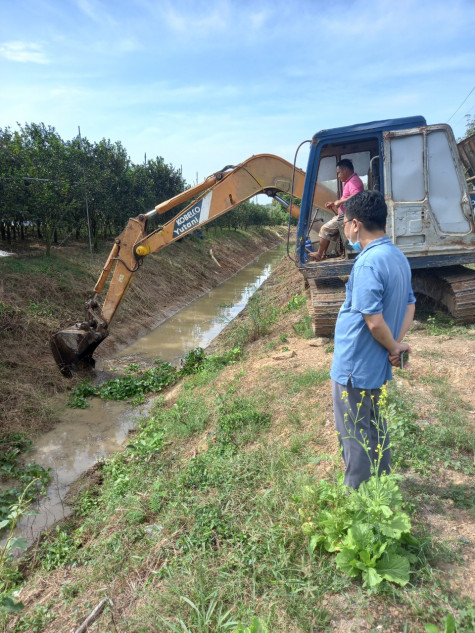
296, 116, 475, 334
295, 116, 431, 265
307, 142, 380, 258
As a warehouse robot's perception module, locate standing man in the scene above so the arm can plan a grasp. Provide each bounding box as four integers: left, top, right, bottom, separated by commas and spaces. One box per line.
308, 158, 364, 262
330, 190, 416, 489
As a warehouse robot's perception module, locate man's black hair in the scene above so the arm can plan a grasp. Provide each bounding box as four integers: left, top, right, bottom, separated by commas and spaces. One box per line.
336, 158, 354, 172
345, 190, 387, 231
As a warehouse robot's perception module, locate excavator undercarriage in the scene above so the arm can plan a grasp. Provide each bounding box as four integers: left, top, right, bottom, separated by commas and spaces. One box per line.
305, 276, 347, 337
412, 265, 475, 322
301, 260, 475, 338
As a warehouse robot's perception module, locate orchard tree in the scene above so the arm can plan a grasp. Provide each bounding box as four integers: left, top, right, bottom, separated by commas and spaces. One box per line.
465, 114, 475, 138
17, 123, 71, 254
0, 127, 28, 241
145, 157, 186, 225
78, 138, 131, 248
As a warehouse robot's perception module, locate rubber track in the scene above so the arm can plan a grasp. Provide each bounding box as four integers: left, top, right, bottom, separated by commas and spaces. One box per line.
306, 276, 347, 336
412, 265, 475, 323
306, 265, 475, 336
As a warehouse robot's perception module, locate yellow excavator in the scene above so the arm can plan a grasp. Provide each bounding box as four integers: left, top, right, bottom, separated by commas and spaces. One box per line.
51, 116, 475, 377
51, 154, 335, 377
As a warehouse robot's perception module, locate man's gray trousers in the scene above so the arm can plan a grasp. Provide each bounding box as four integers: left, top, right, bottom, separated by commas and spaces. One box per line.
332, 379, 391, 489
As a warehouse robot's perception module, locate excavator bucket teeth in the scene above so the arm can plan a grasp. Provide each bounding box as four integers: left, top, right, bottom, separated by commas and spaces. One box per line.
50, 326, 108, 378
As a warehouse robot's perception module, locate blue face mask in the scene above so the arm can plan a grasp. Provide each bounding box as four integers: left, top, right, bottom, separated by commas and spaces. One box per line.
348, 229, 362, 252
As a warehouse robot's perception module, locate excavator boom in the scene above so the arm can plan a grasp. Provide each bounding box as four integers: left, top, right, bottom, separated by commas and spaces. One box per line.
51, 154, 336, 376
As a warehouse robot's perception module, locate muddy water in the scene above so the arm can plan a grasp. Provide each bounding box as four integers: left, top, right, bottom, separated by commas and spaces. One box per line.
16, 400, 151, 545
16, 243, 287, 544
112, 242, 287, 367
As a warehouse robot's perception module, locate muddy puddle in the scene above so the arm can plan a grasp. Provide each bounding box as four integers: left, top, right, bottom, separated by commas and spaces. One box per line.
16, 399, 151, 545
14, 243, 288, 545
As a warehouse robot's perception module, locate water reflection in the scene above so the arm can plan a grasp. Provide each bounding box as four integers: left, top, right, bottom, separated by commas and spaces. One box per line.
16, 399, 151, 545
116, 248, 284, 366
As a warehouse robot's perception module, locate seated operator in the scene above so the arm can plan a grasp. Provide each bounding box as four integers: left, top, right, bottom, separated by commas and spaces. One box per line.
308, 159, 364, 261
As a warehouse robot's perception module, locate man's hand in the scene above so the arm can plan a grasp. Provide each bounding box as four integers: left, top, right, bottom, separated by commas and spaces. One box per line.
325, 201, 337, 210
363, 313, 412, 367
388, 342, 412, 368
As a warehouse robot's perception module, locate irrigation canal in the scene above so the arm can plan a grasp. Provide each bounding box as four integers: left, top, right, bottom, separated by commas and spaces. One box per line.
17, 242, 288, 544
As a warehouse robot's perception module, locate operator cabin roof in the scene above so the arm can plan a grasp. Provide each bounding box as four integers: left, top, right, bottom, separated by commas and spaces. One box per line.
313, 116, 427, 142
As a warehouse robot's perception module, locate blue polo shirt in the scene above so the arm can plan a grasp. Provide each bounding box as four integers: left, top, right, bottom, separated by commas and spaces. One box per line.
330, 236, 416, 389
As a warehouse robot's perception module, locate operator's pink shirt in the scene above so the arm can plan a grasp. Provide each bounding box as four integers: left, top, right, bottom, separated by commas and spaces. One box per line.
338, 172, 364, 215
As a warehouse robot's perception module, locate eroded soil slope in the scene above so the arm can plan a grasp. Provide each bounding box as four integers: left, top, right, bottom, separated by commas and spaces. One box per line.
0, 227, 285, 437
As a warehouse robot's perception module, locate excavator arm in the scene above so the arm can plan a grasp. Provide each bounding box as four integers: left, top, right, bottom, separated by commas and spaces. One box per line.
51, 153, 335, 376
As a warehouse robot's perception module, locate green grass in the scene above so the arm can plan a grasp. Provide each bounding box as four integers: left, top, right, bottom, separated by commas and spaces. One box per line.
271, 367, 330, 395
293, 315, 314, 339
4, 353, 474, 633
225, 290, 314, 349
386, 382, 475, 476
3, 265, 475, 632
0, 251, 94, 280
3, 373, 345, 630
415, 300, 475, 338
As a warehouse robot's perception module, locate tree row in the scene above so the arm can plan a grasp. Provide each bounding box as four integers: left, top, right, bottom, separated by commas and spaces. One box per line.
0, 123, 290, 255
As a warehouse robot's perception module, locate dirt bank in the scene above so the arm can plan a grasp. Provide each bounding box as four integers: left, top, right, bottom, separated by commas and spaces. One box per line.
0, 226, 287, 438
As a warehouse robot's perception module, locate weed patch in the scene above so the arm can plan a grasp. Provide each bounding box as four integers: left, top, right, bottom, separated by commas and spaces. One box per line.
273, 367, 330, 395
215, 395, 271, 451
293, 315, 314, 338
284, 293, 306, 312
0, 480, 42, 616
0, 434, 51, 525
40, 526, 80, 571
67, 347, 242, 408
297, 470, 418, 588
386, 383, 475, 476
295, 383, 421, 590
415, 300, 475, 338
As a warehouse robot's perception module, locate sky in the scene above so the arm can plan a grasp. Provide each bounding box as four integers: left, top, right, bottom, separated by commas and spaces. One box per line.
1, 0, 474, 187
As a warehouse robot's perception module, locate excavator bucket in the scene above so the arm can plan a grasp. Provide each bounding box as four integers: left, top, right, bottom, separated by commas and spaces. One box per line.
50, 324, 108, 378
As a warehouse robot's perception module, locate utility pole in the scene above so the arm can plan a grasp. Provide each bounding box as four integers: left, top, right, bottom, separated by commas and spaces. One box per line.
78, 126, 93, 254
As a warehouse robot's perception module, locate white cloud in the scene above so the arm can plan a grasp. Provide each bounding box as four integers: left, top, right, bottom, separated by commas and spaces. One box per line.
248, 10, 271, 30
0, 41, 48, 64
159, 1, 228, 34
50, 86, 89, 98
117, 38, 142, 53
75, 0, 98, 20
75, 0, 116, 26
